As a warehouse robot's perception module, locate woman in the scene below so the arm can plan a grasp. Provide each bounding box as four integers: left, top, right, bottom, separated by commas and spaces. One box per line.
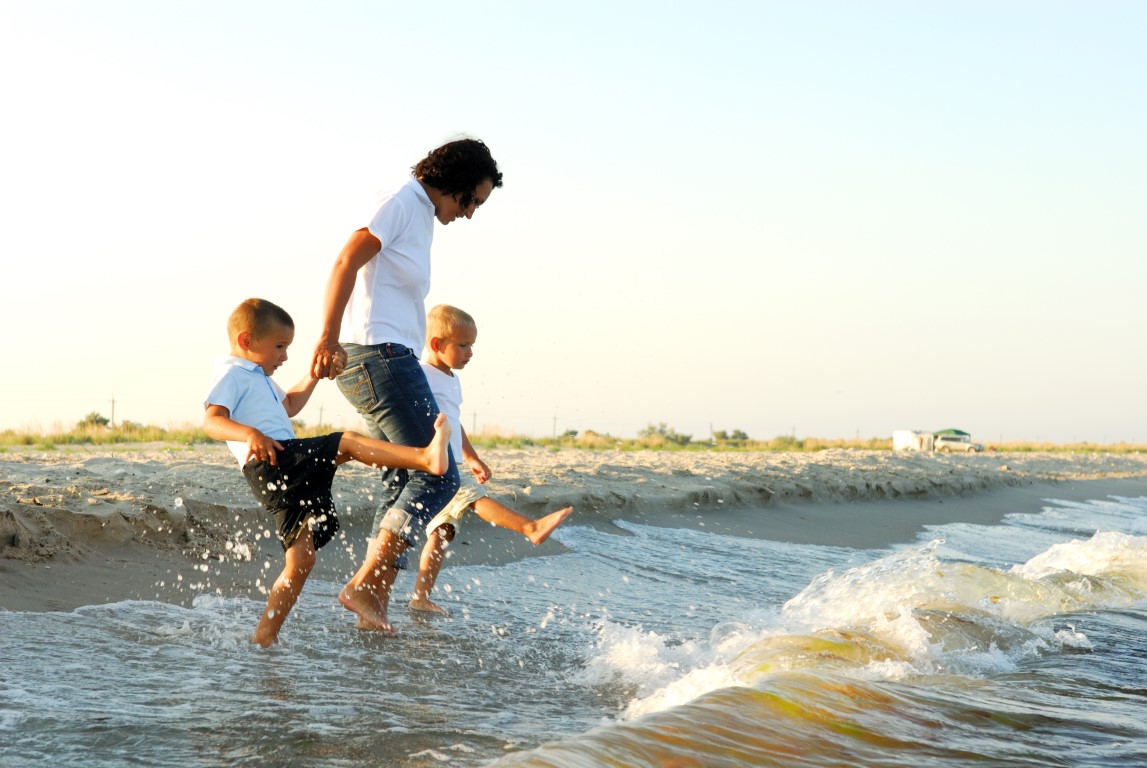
310, 137, 503, 633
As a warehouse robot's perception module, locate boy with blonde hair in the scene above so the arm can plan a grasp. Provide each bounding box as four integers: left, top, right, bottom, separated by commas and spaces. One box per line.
203, 298, 451, 645
411, 304, 572, 614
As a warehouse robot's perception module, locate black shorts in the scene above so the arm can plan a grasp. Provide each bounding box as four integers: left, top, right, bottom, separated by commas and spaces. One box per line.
242, 433, 343, 551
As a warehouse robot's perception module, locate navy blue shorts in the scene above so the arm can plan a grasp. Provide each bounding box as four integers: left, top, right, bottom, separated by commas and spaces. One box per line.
242, 433, 343, 551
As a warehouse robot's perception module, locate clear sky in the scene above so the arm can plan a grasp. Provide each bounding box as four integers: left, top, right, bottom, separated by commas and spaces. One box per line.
2, 1, 1144, 444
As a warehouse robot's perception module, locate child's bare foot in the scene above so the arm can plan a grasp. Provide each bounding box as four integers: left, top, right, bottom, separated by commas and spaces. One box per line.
339, 586, 395, 635
525, 507, 573, 545
408, 597, 450, 616
424, 414, 451, 475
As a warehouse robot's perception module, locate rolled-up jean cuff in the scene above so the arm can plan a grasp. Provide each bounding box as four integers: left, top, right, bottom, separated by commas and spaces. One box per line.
377, 507, 413, 538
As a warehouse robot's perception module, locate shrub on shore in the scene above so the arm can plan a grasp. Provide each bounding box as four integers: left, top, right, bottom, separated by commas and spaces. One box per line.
1, 419, 1143, 455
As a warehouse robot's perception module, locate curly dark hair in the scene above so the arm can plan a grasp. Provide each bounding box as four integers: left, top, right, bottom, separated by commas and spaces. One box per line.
413, 138, 503, 209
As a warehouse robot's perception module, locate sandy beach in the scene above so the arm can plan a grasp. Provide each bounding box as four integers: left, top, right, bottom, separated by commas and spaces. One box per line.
3, 445, 1146, 613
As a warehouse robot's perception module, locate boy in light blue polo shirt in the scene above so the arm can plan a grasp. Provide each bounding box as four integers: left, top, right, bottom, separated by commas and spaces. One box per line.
204, 297, 452, 646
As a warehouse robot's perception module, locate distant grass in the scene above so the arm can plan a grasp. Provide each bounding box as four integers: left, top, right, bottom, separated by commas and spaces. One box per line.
0, 421, 349, 450
1, 423, 1144, 454
0, 424, 205, 449
468, 431, 1147, 454
988, 440, 1147, 454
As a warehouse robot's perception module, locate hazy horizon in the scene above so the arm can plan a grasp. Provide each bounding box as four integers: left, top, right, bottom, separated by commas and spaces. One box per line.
2, 1, 1144, 444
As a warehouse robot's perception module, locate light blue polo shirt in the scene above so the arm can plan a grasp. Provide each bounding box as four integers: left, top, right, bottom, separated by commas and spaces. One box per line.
204, 356, 295, 466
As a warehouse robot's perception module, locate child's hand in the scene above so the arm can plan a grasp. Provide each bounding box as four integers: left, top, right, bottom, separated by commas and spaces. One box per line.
468, 457, 492, 483
312, 341, 348, 380
245, 432, 286, 466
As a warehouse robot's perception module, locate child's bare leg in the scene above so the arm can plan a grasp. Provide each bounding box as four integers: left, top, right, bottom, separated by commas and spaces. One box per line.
410, 524, 455, 615
473, 498, 574, 545
338, 528, 405, 634
252, 527, 316, 647
523, 506, 574, 545
338, 414, 451, 475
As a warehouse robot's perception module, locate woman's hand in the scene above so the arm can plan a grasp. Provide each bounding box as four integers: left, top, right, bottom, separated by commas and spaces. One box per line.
312, 341, 347, 379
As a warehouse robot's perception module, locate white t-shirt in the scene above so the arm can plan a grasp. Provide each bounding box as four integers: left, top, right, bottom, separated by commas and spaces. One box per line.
341, 176, 436, 352
421, 361, 463, 461
204, 357, 295, 467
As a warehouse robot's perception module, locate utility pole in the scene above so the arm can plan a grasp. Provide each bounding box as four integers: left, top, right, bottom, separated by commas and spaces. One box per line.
111, 397, 116, 427
553, 414, 557, 438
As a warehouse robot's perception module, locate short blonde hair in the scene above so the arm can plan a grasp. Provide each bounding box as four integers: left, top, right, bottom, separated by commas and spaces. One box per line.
426, 304, 476, 344
227, 298, 294, 343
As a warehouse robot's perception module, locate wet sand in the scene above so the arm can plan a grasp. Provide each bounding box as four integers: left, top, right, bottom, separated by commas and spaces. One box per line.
2, 445, 1145, 612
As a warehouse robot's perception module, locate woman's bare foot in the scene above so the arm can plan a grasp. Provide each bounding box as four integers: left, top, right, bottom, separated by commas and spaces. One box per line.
339, 586, 395, 635
408, 597, 450, 616
250, 631, 277, 648
424, 414, 452, 475
353, 615, 397, 634
524, 507, 573, 545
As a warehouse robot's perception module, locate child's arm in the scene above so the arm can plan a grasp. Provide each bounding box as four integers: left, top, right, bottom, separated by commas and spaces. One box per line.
281, 373, 321, 418
204, 404, 285, 465
460, 426, 492, 483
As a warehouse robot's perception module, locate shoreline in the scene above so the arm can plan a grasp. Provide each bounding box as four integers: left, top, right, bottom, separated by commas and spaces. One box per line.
2, 446, 1146, 612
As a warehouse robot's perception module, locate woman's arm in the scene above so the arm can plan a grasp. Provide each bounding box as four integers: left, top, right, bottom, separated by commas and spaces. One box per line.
311, 227, 382, 379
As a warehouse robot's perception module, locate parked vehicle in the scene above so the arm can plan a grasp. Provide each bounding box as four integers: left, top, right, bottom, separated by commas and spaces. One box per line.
934, 435, 983, 453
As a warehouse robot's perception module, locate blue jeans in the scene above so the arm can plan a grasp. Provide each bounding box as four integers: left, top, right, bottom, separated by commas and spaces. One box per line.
337, 343, 460, 560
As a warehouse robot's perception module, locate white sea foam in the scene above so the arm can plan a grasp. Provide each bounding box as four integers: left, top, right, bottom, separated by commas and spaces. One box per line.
607, 518, 1147, 722
1013, 530, 1147, 582
6, 493, 1147, 768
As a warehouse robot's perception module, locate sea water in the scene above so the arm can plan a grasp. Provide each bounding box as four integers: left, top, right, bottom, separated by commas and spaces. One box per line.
3, 492, 1147, 767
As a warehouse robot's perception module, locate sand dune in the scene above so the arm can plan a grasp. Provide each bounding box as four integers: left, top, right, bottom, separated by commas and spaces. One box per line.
3, 445, 1145, 611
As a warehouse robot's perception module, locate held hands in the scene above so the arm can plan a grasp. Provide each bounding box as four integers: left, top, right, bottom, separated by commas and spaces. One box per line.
246, 431, 286, 466
312, 341, 348, 380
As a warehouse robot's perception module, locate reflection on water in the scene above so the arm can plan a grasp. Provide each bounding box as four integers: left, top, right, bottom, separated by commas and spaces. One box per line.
3, 496, 1147, 767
